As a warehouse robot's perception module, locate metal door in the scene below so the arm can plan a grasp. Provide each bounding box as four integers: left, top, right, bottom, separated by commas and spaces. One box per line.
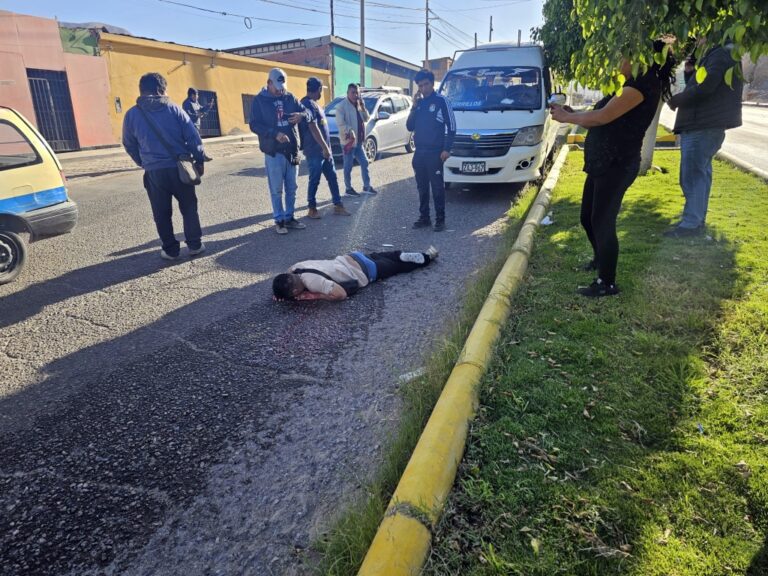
26, 69, 80, 152
197, 90, 221, 138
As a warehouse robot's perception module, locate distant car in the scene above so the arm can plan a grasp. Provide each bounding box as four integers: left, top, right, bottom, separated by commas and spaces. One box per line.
325, 90, 415, 163
0, 106, 78, 284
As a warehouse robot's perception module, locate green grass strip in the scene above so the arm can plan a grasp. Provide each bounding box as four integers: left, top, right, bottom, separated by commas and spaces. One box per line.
424, 150, 768, 575
311, 180, 545, 575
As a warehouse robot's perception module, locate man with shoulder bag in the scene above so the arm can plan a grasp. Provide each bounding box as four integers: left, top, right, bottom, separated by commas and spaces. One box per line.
123, 72, 207, 260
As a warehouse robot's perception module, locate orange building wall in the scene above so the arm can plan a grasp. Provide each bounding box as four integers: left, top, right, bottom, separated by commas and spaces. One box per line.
64, 53, 116, 146
0, 51, 36, 121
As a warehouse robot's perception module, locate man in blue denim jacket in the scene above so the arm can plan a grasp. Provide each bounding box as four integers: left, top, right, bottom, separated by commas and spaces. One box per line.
123, 72, 207, 260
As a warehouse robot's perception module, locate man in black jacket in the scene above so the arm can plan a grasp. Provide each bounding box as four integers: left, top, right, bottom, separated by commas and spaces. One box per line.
666, 42, 743, 237
250, 68, 323, 234
406, 69, 456, 232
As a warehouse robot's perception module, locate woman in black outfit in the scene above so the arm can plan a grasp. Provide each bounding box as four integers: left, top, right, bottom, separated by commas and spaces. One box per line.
551, 42, 676, 297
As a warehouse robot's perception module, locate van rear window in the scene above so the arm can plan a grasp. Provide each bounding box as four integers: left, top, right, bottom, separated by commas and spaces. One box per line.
0, 121, 41, 171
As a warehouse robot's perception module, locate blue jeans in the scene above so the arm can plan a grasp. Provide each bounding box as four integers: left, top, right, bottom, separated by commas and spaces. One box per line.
307, 155, 342, 208
143, 167, 202, 256
678, 128, 726, 229
342, 144, 371, 191
265, 153, 298, 223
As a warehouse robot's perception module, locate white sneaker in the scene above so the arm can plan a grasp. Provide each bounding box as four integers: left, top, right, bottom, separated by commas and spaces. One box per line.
426, 245, 439, 260
188, 243, 206, 256
399, 252, 426, 264
160, 250, 180, 261
276, 223, 288, 235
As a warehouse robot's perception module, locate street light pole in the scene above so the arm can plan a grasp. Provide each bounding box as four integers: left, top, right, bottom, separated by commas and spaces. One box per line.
360, 0, 365, 86
425, 0, 429, 67
330, 0, 334, 36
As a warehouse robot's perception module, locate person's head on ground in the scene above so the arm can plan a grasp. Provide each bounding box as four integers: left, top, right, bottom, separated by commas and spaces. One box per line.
272, 273, 304, 300
415, 69, 436, 98
187, 87, 198, 102
306, 77, 324, 101
139, 73, 167, 96
347, 83, 360, 103
268, 68, 287, 96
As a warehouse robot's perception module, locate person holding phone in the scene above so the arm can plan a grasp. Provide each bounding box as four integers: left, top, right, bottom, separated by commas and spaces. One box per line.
406, 69, 456, 232
550, 41, 676, 297
335, 83, 378, 196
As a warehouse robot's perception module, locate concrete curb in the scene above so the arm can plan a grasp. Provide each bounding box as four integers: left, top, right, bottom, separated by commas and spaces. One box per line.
57, 133, 258, 164
717, 149, 768, 181
357, 146, 571, 576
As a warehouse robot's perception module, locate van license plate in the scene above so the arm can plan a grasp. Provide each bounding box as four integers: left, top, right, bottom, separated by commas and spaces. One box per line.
462, 161, 486, 174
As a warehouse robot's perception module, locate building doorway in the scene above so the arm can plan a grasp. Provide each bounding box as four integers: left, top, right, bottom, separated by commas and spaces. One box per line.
26, 69, 80, 152
197, 90, 221, 138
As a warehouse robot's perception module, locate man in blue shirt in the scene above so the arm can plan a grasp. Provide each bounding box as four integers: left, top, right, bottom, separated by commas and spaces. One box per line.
182, 88, 214, 132
300, 77, 350, 218
123, 73, 207, 260
406, 69, 456, 232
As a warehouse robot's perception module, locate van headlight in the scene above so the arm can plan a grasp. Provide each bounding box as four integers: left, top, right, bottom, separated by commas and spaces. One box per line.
511, 125, 544, 146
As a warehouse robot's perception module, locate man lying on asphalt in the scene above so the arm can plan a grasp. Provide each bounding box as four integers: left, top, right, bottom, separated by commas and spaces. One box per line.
272, 246, 439, 301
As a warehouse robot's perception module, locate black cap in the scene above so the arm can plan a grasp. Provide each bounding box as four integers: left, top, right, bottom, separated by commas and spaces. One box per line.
188, 87, 198, 95
306, 77, 323, 92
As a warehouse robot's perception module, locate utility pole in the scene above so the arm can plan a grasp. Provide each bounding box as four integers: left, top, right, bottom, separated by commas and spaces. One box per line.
360, 0, 365, 87
474, 32, 477, 48
489, 15, 493, 42
425, 0, 429, 67
330, 0, 334, 36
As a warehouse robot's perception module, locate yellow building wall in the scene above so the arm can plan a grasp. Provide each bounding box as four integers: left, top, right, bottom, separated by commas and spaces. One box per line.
98, 33, 331, 142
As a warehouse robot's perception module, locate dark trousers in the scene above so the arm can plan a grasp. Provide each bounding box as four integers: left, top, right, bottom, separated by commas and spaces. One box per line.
412, 150, 445, 222
580, 157, 640, 285
367, 251, 433, 280
306, 155, 342, 208
143, 167, 203, 256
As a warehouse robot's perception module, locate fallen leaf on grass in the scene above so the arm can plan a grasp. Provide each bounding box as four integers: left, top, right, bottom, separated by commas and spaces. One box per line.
530, 538, 541, 555
735, 460, 752, 479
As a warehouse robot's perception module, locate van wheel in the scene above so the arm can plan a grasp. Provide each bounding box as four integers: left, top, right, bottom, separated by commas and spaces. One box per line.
405, 133, 416, 153
0, 230, 27, 285
364, 137, 378, 163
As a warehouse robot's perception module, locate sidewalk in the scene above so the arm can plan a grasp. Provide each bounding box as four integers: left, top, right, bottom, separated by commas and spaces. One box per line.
59, 133, 258, 179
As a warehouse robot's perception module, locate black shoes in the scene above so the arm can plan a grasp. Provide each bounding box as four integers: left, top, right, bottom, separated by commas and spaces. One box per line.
345, 188, 361, 197
578, 279, 619, 298
663, 226, 704, 238
413, 218, 431, 229
433, 221, 446, 232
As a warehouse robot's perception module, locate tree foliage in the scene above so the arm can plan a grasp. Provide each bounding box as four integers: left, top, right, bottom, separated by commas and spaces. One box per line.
534, 0, 768, 92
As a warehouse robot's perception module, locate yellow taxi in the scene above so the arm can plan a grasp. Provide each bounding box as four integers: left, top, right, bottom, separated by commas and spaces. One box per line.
0, 106, 78, 284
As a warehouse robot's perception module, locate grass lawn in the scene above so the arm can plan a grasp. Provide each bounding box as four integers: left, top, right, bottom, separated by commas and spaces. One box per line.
424, 150, 768, 575
575, 124, 671, 138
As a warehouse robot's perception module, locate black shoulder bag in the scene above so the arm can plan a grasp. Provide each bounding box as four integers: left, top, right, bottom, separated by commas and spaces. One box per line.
138, 107, 202, 186
293, 268, 360, 297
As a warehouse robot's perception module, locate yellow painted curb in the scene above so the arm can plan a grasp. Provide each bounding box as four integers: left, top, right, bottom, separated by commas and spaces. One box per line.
357, 146, 571, 575
568, 132, 676, 145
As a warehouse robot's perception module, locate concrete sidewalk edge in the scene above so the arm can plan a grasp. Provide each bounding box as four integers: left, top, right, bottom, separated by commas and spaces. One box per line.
356, 146, 571, 576
716, 149, 768, 181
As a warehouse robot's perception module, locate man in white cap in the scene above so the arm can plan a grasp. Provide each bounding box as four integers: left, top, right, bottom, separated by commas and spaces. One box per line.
250, 68, 325, 234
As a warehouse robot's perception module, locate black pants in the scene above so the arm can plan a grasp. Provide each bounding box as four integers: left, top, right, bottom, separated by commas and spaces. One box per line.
367, 251, 433, 280
143, 167, 203, 256
412, 150, 445, 222
581, 157, 640, 285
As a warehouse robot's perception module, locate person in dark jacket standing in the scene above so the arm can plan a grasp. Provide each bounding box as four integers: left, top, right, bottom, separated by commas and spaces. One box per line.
665, 42, 743, 237
250, 68, 320, 234
123, 73, 206, 260
182, 88, 214, 132
406, 69, 456, 232
300, 77, 350, 218
551, 42, 676, 297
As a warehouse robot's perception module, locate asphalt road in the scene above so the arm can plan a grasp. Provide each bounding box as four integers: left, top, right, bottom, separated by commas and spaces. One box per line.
0, 149, 521, 575
660, 104, 768, 172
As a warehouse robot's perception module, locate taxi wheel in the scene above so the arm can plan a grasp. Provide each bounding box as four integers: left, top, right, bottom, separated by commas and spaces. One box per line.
405, 132, 416, 153
0, 230, 27, 285
364, 137, 378, 163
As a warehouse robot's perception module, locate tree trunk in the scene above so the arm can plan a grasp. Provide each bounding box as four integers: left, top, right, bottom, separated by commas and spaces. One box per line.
639, 99, 663, 175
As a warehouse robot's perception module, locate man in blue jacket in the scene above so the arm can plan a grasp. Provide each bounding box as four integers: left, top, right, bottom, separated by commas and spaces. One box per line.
123, 72, 207, 260
406, 69, 456, 232
250, 68, 319, 234
666, 42, 743, 237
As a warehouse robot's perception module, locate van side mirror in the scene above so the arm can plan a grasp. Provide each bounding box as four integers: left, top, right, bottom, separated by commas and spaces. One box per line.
548, 93, 567, 108
377, 110, 391, 120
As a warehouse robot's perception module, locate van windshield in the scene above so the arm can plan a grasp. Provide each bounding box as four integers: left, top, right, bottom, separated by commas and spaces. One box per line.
439, 67, 542, 111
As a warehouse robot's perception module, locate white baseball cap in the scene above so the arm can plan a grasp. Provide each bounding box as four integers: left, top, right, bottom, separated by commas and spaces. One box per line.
268, 68, 287, 91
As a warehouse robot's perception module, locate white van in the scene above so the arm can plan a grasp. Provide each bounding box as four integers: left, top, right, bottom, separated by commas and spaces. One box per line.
439, 42, 560, 186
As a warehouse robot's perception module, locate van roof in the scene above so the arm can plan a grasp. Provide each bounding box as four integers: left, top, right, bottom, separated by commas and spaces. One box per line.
452, 43, 545, 67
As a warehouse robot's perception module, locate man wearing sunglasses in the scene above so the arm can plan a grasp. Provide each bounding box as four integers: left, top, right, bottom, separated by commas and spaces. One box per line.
250, 68, 322, 234
406, 69, 456, 232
